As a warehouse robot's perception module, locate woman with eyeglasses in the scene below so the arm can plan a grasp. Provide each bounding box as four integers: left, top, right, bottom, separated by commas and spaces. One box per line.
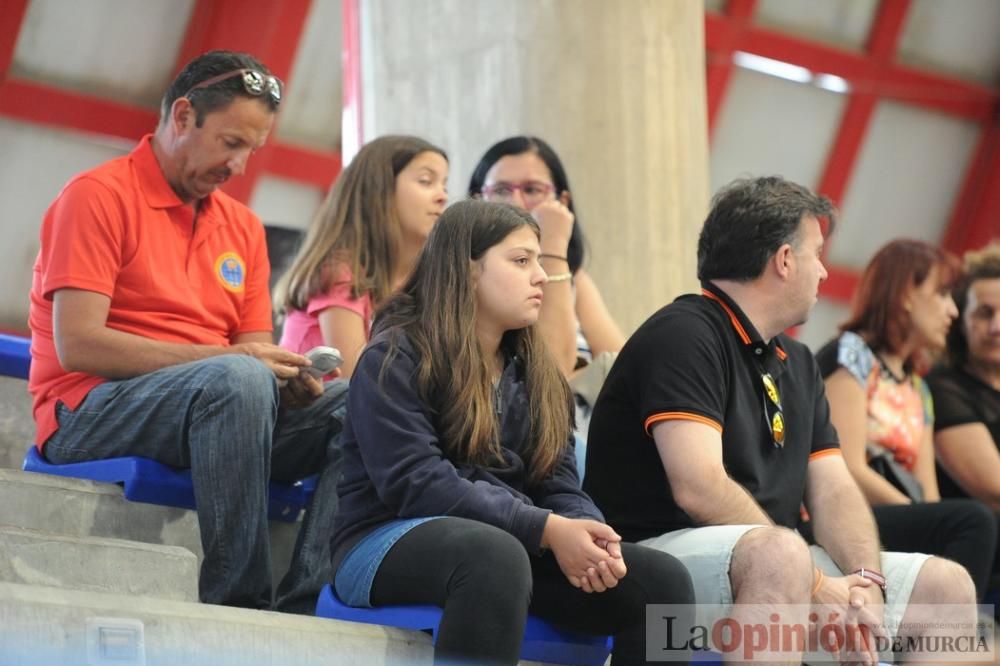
274, 136, 448, 378
469, 137, 626, 462
330, 200, 694, 665
814, 239, 997, 600
928, 244, 1000, 512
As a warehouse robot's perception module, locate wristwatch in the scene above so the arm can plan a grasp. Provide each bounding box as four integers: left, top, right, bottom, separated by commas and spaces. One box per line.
853, 568, 887, 597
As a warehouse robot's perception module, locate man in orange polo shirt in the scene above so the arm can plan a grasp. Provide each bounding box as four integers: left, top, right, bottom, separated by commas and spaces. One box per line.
28, 50, 347, 613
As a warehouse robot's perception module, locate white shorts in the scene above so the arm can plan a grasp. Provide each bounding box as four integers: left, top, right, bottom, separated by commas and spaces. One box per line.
640, 524, 930, 634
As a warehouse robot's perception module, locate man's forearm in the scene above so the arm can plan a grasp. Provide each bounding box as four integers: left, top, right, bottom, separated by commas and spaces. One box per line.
681, 477, 775, 527
810, 475, 882, 572
56, 324, 227, 379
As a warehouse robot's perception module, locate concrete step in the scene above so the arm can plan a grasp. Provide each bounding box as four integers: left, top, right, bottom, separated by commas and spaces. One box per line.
0, 525, 199, 602
0, 581, 434, 665
0, 468, 301, 589
0, 374, 33, 471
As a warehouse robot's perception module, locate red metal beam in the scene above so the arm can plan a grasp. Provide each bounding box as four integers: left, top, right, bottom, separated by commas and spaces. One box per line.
820, 265, 860, 304
0, 79, 338, 192
268, 143, 342, 190
815, 97, 875, 205
942, 111, 1000, 253
172, 0, 220, 76
172, 0, 309, 80
817, 0, 912, 206
170, 0, 315, 202
705, 0, 757, 135
815, 1, 911, 300
705, 12, 996, 122
867, 0, 910, 56
881, 65, 996, 120
218, 0, 314, 203
965, 159, 1000, 250
754, 35, 993, 119
0, 79, 158, 140
341, 0, 363, 163
0, 0, 30, 81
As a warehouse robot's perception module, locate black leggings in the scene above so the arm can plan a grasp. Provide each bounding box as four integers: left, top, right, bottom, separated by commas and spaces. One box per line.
369, 517, 695, 666
873, 499, 998, 599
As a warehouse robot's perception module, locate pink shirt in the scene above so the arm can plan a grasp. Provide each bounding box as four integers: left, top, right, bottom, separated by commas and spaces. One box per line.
279, 267, 373, 355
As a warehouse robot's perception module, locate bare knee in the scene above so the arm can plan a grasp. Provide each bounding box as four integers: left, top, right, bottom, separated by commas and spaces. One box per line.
908, 556, 977, 606
730, 526, 812, 603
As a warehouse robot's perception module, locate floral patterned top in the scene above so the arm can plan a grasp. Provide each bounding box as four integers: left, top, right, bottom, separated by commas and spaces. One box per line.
816, 331, 933, 471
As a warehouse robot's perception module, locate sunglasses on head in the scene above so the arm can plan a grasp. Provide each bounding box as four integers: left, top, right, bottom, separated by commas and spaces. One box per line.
183, 69, 282, 106
761, 372, 785, 449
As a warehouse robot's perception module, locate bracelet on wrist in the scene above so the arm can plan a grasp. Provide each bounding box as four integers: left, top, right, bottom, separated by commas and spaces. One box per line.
540, 253, 569, 263
811, 567, 825, 597
852, 567, 887, 596
546, 272, 573, 283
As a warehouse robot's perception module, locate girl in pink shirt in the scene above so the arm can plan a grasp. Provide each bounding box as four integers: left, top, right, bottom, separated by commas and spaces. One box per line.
275, 136, 448, 377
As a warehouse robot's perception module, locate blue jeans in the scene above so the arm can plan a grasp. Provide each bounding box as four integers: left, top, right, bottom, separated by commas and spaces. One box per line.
43, 355, 348, 612
334, 517, 443, 607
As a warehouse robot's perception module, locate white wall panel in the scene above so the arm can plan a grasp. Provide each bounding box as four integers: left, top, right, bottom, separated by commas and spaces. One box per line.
12, 0, 195, 108
364, 0, 709, 334
710, 67, 847, 195
898, 0, 1000, 84
276, 0, 343, 150
829, 101, 980, 270
756, 0, 877, 50
799, 297, 852, 353
248, 176, 324, 231
0, 120, 129, 329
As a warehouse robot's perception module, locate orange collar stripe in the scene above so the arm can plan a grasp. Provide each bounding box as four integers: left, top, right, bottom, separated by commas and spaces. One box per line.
703, 288, 788, 360
702, 289, 751, 344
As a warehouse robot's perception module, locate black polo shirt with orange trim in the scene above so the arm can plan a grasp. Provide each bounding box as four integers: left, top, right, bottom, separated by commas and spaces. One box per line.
583, 281, 840, 542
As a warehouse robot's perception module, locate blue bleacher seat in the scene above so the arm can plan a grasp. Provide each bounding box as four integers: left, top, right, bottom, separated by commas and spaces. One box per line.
23, 446, 314, 522
1, 333, 314, 522
315, 584, 612, 666
692, 649, 724, 663
0, 333, 31, 380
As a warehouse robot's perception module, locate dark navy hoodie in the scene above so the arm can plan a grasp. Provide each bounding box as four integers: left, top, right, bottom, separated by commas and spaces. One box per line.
330, 329, 603, 570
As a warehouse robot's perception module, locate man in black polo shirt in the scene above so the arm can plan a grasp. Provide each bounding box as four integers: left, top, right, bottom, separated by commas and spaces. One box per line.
585, 176, 976, 660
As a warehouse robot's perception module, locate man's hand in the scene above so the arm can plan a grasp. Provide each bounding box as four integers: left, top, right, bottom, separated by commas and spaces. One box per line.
230, 342, 307, 381
279, 372, 324, 409
542, 515, 625, 593
812, 572, 885, 665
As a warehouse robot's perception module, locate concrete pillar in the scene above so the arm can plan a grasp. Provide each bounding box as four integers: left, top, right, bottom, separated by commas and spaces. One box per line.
361, 0, 709, 332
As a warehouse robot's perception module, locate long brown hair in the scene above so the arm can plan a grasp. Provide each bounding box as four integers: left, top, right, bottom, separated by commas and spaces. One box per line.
274, 135, 447, 315
840, 239, 959, 370
374, 200, 572, 484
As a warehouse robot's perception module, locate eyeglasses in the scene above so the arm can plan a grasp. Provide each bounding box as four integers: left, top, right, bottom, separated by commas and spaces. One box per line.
761, 372, 785, 449
481, 181, 555, 205
184, 69, 283, 106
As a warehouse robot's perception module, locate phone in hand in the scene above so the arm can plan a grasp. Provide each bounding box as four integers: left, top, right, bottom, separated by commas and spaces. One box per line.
302, 346, 343, 378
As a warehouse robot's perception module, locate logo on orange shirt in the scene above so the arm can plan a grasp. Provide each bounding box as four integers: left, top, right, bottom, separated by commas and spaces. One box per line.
214, 252, 246, 292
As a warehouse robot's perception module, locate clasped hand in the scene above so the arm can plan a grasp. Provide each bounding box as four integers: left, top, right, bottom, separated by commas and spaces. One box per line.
542, 514, 628, 593
811, 572, 886, 665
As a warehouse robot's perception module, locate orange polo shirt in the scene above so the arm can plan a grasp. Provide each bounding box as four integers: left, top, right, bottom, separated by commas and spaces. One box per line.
28, 135, 273, 447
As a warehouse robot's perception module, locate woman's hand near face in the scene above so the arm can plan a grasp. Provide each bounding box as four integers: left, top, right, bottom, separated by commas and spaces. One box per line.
531, 197, 574, 255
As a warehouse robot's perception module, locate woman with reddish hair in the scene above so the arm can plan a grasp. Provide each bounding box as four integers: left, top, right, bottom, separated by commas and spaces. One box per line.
815, 239, 997, 599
